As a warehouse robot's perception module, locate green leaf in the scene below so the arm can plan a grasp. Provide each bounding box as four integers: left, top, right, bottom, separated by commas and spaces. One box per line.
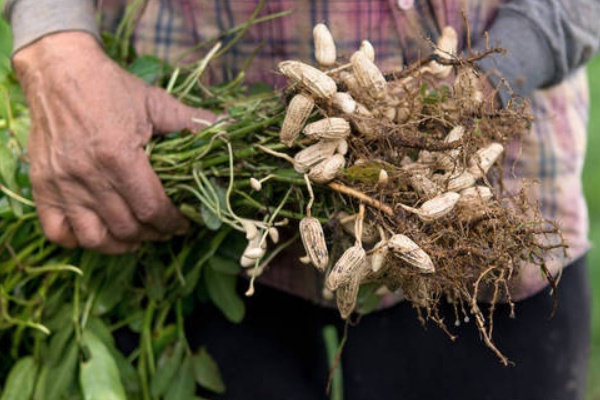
200, 202, 223, 231
109, 348, 141, 397
144, 260, 166, 302
0, 17, 12, 59
78, 251, 104, 276
181, 262, 203, 298
126, 55, 166, 84
79, 330, 127, 400
1, 356, 37, 400
7, 109, 30, 147
46, 324, 74, 366
150, 340, 185, 398
151, 324, 178, 357
0, 197, 14, 218
0, 57, 10, 83
181, 227, 231, 297
204, 267, 245, 323
125, 310, 145, 333
42, 302, 73, 334
0, 78, 24, 106
92, 255, 136, 315
214, 231, 246, 261
191, 347, 225, 394
15, 162, 30, 191
32, 364, 48, 400
199, 180, 227, 231
85, 317, 115, 349
0, 137, 16, 186
208, 254, 241, 275
41, 339, 79, 400
165, 356, 196, 400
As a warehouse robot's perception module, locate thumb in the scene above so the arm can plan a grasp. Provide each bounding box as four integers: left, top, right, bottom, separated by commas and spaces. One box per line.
146, 86, 218, 134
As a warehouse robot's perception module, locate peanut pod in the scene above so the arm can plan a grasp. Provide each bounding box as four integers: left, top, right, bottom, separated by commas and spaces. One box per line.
313, 23, 337, 67
293, 139, 341, 173
350, 50, 387, 100
299, 216, 329, 271
303, 117, 351, 139
278, 60, 338, 99
387, 234, 435, 273
280, 93, 314, 147
307, 153, 346, 184
467, 142, 504, 178
327, 244, 367, 291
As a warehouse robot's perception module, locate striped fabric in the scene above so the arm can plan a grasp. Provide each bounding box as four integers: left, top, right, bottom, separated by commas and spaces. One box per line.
99, 0, 590, 305
103, 1, 503, 86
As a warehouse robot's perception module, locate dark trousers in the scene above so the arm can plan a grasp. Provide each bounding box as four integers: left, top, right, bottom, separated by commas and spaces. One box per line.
187, 257, 591, 400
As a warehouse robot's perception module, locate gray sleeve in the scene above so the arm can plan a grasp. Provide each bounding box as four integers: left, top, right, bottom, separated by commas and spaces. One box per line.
471, 0, 600, 104
4, 0, 99, 54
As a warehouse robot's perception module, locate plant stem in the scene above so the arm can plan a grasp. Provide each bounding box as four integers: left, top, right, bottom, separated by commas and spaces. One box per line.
138, 300, 157, 400
327, 182, 395, 217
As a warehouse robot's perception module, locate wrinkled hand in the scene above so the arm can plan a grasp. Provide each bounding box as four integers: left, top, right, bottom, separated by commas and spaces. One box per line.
13, 32, 217, 254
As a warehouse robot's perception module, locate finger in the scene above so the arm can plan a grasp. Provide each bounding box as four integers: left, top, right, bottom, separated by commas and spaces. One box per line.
36, 204, 78, 249
146, 86, 217, 134
110, 149, 190, 236
66, 205, 140, 254
91, 186, 172, 242
30, 151, 79, 249
35, 175, 155, 252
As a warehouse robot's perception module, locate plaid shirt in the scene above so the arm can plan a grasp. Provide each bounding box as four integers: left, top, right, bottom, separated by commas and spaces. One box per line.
97, 0, 592, 305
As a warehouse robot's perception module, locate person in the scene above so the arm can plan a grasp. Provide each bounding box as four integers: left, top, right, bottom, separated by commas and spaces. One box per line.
4, 0, 599, 399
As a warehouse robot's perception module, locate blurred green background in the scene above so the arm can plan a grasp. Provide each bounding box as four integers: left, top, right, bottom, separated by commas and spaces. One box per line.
585, 55, 600, 400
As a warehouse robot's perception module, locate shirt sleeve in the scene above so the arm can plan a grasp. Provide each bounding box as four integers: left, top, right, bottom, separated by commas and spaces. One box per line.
470, 0, 600, 104
3, 0, 99, 54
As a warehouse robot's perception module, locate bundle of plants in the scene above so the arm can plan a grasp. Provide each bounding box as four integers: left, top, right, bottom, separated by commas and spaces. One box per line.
0, 14, 565, 400
239, 24, 566, 363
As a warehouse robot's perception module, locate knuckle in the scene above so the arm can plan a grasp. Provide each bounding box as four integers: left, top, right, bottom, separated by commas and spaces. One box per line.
77, 235, 105, 251
110, 222, 140, 242
74, 225, 108, 250
134, 199, 164, 224
95, 145, 130, 169
43, 224, 76, 248
57, 158, 95, 182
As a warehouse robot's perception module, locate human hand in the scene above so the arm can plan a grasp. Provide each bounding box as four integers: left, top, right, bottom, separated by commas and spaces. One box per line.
13, 31, 217, 254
